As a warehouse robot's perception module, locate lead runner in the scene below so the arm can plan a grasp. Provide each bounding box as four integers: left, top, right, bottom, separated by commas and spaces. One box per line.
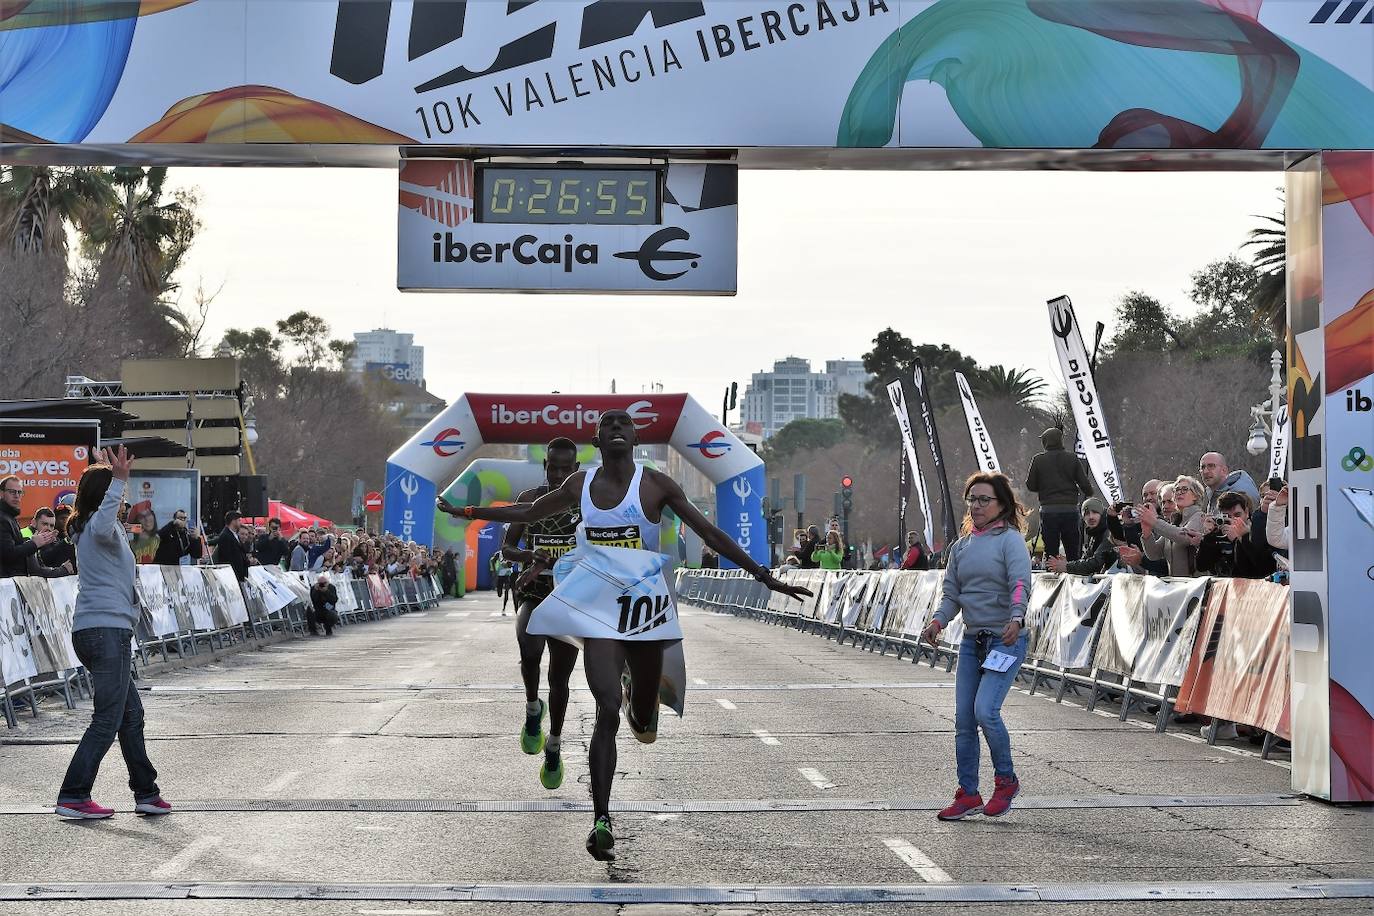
438, 409, 811, 860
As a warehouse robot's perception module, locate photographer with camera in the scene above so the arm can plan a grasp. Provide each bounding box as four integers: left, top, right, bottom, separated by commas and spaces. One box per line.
1196, 491, 1277, 580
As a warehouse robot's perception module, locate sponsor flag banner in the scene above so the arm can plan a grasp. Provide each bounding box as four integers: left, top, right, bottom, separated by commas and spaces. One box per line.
898, 446, 911, 549
954, 371, 1001, 473
1040, 576, 1110, 670
1047, 297, 1126, 504
15, 577, 78, 672
1268, 403, 1289, 483
886, 380, 934, 552
912, 359, 958, 550
0, 579, 39, 684
1175, 578, 1291, 739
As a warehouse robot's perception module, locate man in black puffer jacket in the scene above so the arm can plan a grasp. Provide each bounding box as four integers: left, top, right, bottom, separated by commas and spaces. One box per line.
1047, 497, 1119, 576
1025, 427, 1095, 563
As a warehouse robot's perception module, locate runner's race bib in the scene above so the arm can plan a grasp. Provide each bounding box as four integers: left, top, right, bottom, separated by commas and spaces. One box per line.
529, 533, 578, 574
585, 525, 644, 549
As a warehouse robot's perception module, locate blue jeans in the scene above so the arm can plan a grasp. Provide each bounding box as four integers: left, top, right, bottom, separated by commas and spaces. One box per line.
58, 628, 160, 804
954, 630, 1028, 795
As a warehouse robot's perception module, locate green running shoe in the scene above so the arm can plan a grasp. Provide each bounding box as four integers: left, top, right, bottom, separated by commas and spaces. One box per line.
521, 698, 546, 755
540, 747, 564, 790
585, 815, 615, 861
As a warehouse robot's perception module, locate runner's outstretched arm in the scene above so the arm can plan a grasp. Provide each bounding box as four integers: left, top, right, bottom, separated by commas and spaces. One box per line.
654, 471, 812, 602
501, 487, 542, 566
437, 473, 581, 525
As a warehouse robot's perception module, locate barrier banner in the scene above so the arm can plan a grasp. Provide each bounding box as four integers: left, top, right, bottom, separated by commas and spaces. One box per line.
1132, 577, 1210, 687
14, 577, 78, 672
163, 566, 212, 631
954, 371, 1001, 473
886, 379, 934, 553
205, 567, 249, 626
1023, 573, 1065, 662
330, 572, 359, 613
1092, 575, 1147, 678
368, 574, 394, 609
1047, 297, 1126, 504
1039, 576, 1110, 669
911, 359, 958, 551
842, 574, 872, 628
868, 570, 900, 632
819, 573, 850, 625
272, 568, 313, 604
0, 579, 38, 684
135, 566, 178, 637
248, 567, 297, 615
1175, 578, 1291, 739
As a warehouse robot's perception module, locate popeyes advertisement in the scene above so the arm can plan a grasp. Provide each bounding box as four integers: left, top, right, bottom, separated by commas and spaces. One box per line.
0, 422, 100, 527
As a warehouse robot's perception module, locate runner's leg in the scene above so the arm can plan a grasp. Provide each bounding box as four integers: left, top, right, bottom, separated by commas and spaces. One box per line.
583, 638, 626, 819
546, 638, 578, 737
623, 640, 666, 731
515, 598, 546, 704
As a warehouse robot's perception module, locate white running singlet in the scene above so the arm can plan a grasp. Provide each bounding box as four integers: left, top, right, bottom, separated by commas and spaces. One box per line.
579, 464, 660, 554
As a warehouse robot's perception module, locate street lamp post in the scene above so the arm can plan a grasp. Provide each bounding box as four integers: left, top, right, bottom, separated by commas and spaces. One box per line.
1246, 350, 1285, 457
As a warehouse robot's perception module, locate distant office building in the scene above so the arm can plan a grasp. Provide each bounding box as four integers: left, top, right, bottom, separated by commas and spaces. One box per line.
740, 357, 872, 439
349, 328, 426, 388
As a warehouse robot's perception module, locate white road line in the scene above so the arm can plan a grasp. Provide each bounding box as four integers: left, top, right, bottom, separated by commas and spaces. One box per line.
358, 910, 441, 916
798, 767, 835, 790
883, 837, 952, 882
446, 612, 470, 618
410, 613, 427, 618
328, 730, 358, 746
151, 836, 223, 879
715, 698, 737, 710
264, 770, 302, 794
693, 678, 708, 686
489, 611, 504, 617
354, 826, 396, 832
753, 729, 780, 746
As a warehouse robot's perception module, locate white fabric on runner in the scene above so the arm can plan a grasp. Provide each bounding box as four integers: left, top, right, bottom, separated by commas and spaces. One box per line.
530, 540, 682, 643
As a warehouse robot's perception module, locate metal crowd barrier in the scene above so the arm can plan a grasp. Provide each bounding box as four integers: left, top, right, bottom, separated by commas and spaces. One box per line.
675, 567, 1289, 758
3, 568, 448, 728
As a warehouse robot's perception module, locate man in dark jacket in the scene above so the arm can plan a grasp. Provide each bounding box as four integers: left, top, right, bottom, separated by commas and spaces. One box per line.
1, 475, 59, 578
153, 509, 204, 566
309, 573, 339, 636
1047, 497, 1118, 576
1197, 492, 1277, 579
214, 511, 251, 582
899, 531, 929, 570
1025, 427, 1094, 563
254, 518, 290, 569
797, 525, 821, 569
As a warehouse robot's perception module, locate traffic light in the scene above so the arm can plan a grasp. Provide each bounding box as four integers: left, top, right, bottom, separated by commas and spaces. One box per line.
841, 476, 854, 514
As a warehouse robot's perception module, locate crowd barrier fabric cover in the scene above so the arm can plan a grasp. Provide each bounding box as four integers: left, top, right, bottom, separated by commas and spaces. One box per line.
2, 2, 1371, 154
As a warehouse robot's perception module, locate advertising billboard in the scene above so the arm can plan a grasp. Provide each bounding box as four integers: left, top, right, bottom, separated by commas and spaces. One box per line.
126, 468, 203, 564
366, 362, 425, 384
0, 421, 100, 528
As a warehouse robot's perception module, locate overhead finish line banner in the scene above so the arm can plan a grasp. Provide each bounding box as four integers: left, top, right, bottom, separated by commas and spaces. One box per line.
2, 3, 1372, 156
384, 393, 768, 569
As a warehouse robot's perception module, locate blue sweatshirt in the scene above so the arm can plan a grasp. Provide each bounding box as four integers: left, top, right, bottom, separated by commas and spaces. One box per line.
934, 523, 1031, 631
71, 479, 139, 632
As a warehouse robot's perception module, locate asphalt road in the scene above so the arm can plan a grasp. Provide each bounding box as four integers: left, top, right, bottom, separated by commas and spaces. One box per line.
1, 590, 1370, 915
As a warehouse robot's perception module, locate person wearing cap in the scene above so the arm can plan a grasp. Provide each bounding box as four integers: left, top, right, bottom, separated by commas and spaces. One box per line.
309, 572, 339, 637
1024, 427, 1094, 564
1046, 497, 1119, 575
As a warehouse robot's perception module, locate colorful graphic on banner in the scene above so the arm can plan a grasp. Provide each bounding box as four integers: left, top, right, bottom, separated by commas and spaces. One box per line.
127, 468, 201, 564
1268, 403, 1289, 483
886, 379, 934, 553
1047, 296, 1126, 504
912, 359, 958, 550
954, 370, 1001, 473
0, 578, 38, 684
0, 422, 98, 527
3, 2, 1372, 152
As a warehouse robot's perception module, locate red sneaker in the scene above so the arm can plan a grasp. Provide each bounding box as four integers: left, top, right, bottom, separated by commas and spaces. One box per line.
54, 800, 114, 820
936, 788, 984, 821
135, 797, 172, 816
983, 775, 1020, 817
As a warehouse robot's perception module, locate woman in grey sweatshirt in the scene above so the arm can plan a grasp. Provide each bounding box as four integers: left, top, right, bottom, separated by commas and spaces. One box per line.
55, 446, 169, 820
922, 472, 1032, 822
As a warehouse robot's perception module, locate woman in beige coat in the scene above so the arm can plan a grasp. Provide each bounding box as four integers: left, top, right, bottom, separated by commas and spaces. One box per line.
1140, 476, 1206, 577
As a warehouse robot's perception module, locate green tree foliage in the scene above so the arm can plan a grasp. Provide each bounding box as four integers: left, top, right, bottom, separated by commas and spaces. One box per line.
1243, 203, 1284, 340
760, 418, 846, 464
839, 329, 982, 442
974, 365, 1047, 408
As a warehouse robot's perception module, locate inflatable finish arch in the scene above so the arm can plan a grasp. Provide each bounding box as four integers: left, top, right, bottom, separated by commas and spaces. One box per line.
383, 394, 767, 569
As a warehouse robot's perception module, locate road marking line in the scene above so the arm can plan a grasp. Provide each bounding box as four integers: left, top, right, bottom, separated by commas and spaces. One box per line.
651, 813, 681, 821
447, 612, 469, 618
151, 836, 222, 878
354, 826, 395, 832
715, 698, 737, 710
328, 730, 358, 746
410, 613, 427, 618
358, 910, 441, 915
489, 612, 504, 617
693, 678, 707, 685
753, 729, 780, 746
263, 771, 302, 794
798, 767, 835, 790
883, 837, 952, 882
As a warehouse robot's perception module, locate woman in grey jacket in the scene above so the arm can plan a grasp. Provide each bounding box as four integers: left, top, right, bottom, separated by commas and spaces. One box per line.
55, 447, 169, 820
1140, 475, 1206, 577
921, 472, 1032, 821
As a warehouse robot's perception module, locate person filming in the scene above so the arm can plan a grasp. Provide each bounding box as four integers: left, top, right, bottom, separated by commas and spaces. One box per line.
921, 472, 1031, 821
55, 446, 169, 820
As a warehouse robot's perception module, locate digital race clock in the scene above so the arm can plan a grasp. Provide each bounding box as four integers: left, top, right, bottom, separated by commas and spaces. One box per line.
477, 166, 661, 225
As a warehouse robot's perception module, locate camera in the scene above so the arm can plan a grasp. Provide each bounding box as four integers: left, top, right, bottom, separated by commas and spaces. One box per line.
1208, 514, 1230, 531
1267, 476, 1285, 492
1121, 504, 1140, 523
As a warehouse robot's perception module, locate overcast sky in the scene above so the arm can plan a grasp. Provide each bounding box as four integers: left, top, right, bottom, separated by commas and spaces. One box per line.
167, 166, 1279, 413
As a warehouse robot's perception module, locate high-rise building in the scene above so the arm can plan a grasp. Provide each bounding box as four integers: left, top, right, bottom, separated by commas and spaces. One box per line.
348, 328, 426, 388
740, 357, 872, 439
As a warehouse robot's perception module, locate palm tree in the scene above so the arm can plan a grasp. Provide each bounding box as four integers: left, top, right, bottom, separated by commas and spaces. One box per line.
0, 165, 113, 259
976, 365, 1047, 408
1243, 205, 1284, 340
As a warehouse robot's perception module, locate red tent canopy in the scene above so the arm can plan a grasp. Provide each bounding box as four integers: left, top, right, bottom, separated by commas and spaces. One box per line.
246, 501, 334, 536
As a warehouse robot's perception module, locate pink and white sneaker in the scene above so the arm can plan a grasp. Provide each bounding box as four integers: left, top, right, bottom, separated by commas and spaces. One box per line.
55, 800, 114, 819
134, 797, 172, 816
